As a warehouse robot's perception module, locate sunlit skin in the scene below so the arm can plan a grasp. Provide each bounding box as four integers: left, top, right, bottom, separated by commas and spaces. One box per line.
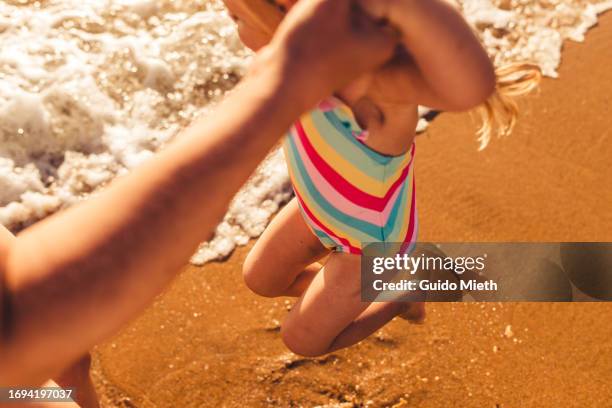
229, 0, 496, 357
0, 0, 398, 395
224, 0, 493, 156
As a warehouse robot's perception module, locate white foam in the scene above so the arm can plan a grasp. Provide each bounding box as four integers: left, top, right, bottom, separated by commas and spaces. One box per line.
462, 0, 612, 77
0, 0, 251, 231
0, 0, 610, 261
191, 149, 292, 264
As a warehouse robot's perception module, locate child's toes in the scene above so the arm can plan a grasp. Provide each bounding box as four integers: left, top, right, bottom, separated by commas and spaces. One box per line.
398, 302, 426, 324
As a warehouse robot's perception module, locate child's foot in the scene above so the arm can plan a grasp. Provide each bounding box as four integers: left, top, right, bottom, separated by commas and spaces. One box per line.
398, 302, 426, 324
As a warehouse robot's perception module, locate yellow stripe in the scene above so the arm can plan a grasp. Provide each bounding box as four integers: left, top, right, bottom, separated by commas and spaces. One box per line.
328, 103, 414, 178
285, 144, 363, 249
285, 136, 416, 247
291, 181, 363, 249
300, 115, 409, 197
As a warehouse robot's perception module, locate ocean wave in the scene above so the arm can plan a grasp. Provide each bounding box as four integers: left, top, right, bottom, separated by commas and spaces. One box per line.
0, 0, 609, 265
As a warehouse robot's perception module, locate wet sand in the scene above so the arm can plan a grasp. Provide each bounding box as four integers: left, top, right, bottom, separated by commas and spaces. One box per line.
92, 12, 612, 408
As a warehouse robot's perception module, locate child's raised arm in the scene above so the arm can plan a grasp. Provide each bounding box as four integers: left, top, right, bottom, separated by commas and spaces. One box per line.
360, 0, 496, 111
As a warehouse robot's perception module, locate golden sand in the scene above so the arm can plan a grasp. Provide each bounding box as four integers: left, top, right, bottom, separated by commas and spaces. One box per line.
92, 12, 612, 408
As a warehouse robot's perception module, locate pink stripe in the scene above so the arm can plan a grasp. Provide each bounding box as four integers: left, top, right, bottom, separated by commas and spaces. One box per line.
294, 189, 361, 254
293, 134, 407, 226
317, 98, 339, 112
294, 122, 412, 212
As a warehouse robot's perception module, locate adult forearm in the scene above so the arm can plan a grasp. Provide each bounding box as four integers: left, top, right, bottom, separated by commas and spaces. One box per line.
0, 52, 304, 385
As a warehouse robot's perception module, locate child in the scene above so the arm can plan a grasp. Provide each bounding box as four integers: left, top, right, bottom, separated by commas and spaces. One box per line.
224, 0, 540, 357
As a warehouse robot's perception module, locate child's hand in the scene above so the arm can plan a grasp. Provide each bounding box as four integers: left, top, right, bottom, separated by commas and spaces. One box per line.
264, 0, 399, 109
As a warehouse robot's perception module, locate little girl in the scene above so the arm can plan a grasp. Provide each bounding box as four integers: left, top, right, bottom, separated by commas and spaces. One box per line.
224, 0, 540, 357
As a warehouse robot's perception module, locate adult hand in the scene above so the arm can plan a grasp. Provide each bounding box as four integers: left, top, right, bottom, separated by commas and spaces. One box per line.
261, 0, 399, 109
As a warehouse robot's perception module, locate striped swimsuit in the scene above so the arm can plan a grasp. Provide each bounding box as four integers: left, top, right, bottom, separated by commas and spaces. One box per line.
282, 97, 418, 255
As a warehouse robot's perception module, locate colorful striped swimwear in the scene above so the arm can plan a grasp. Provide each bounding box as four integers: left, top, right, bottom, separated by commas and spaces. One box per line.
282, 97, 418, 255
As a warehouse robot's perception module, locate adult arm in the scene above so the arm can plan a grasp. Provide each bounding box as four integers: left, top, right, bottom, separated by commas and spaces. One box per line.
0, 0, 396, 386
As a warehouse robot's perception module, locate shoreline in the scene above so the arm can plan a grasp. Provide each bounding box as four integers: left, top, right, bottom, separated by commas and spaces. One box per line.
93, 12, 612, 408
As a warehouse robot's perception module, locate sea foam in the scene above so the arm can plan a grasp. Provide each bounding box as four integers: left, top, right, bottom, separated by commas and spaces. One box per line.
0, 0, 610, 265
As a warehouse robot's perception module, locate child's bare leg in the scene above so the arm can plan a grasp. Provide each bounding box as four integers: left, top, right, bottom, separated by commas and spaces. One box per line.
54, 354, 99, 408
243, 198, 329, 297
326, 301, 422, 353
280, 252, 424, 357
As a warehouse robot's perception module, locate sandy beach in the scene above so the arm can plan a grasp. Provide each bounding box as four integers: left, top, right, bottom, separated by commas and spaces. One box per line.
91, 11, 612, 408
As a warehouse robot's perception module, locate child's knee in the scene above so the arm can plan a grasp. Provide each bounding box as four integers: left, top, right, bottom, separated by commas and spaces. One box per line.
242, 252, 283, 298
280, 322, 328, 357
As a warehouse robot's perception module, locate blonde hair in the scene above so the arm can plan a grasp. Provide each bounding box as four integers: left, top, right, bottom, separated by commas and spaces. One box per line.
473, 62, 542, 150
442, 0, 542, 148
